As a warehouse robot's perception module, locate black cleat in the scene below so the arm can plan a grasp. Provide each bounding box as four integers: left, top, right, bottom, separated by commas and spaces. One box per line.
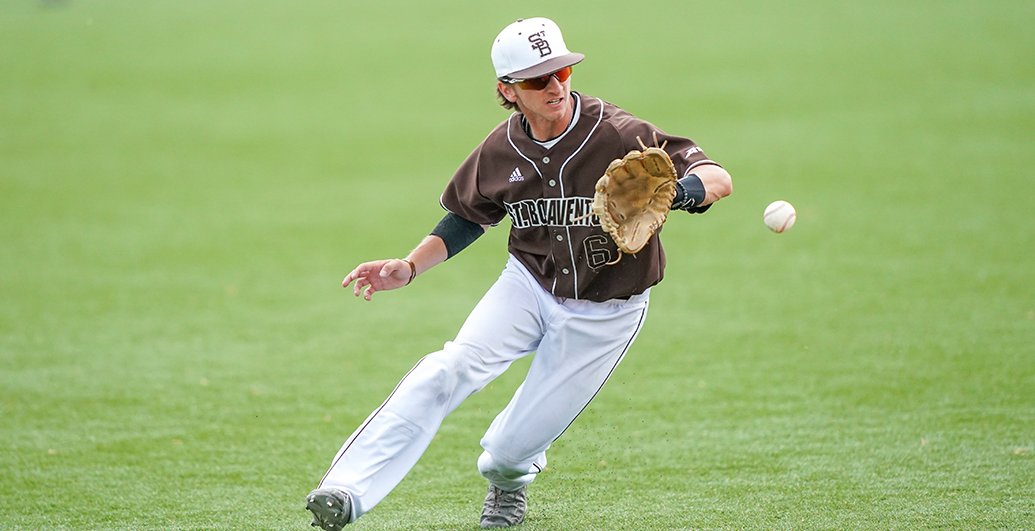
305, 487, 352, 530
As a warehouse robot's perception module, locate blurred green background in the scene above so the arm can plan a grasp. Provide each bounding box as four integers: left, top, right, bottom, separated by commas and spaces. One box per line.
2, 0, 1033, 529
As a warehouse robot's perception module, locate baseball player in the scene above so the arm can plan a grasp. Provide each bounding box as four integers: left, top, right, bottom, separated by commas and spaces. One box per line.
306, 17, 732, 529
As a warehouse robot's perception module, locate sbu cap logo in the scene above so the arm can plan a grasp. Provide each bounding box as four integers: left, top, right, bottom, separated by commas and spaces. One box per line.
528, 31, 552, 57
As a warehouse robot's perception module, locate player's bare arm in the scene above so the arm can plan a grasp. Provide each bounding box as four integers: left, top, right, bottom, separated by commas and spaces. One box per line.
343, 210, 487, 301
342, 236, 448, 301
342, 213, 489, 301
695, 164, 733, 206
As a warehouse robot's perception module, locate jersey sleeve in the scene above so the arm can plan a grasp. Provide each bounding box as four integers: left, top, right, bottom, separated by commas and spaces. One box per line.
439, 143, 507, 226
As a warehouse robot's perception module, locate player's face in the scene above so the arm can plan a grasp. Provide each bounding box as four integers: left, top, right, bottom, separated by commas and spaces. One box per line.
499, 68, 574, 137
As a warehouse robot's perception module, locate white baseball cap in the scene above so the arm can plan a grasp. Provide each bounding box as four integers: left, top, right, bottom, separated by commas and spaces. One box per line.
491, 18, 585, 81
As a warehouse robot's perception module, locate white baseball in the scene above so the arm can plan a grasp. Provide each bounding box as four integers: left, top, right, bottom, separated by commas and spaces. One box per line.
763, 200, 796, 233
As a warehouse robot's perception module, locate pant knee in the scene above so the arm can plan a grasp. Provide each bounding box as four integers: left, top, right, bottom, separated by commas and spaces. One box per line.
405, 359, 456, 407
400, 345, 495, 407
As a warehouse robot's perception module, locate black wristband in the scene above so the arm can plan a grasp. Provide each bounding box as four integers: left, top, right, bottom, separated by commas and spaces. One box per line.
431, 212, 485, 259
672, 173, 707, 211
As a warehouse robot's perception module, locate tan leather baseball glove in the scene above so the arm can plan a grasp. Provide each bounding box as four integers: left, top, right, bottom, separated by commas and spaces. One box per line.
591, 136, 677, 262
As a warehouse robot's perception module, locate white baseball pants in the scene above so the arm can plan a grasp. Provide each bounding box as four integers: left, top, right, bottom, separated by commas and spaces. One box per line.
318, 254, 650, 521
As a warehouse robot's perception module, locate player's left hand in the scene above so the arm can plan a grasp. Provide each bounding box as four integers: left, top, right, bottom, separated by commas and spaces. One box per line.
342, 259, 413, 301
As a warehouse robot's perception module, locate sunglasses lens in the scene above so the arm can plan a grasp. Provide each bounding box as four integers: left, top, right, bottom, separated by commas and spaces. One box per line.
515, 66, 573, 90
517, 76, 550, 90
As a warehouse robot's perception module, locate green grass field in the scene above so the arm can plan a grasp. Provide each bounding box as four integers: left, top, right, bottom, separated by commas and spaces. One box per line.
2, 1, 1033, 529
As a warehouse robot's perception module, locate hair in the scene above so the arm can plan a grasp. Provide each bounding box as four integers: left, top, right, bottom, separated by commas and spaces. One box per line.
496, 85, 518, 111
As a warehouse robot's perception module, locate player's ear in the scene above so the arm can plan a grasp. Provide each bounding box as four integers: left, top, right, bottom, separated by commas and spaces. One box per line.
497, 81, 517, 104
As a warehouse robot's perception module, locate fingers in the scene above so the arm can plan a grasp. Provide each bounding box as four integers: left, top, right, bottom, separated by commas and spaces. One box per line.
343, 262, 375, 288
344, 269, 369, 298
343, 263, 374, 299
343, 262, 387, 301
353, 276, 367, 298
350, 275, 380, 301
341, 259, 407, 302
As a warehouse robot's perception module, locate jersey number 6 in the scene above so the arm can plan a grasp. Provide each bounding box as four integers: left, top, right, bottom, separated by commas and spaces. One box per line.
583, 235, 616, 269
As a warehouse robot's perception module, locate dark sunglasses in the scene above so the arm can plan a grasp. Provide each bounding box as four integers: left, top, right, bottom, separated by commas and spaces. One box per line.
510, 66, 573, 90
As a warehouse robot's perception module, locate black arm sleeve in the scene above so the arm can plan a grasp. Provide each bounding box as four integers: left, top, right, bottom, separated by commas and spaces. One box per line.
431, 212, 485, 259
671, 173, 712, 214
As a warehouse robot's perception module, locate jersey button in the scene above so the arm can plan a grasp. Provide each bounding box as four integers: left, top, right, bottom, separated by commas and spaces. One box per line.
555, 234, 563, 241
543, 156, 551, 164
561, 268, 570, 275
548, 179, 556, 187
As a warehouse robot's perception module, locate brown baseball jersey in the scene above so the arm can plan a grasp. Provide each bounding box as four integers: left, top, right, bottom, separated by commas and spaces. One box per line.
440, 93, 720, 302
